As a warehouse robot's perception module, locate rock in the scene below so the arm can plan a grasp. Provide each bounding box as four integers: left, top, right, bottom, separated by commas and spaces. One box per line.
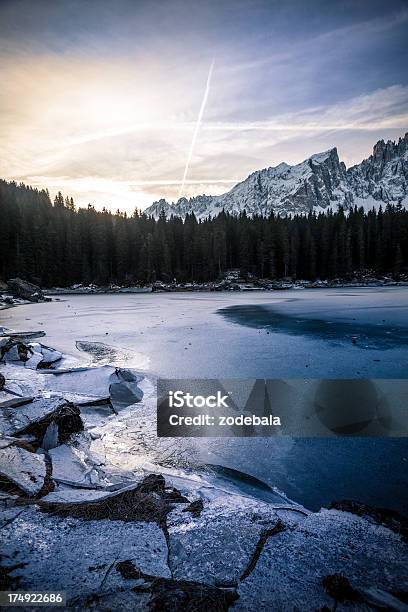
1, 340, 62, 370
0, 491, 20, 510
7, 278, 44, 302
114, 560, 238, 611
0, 372, 5, 390
136, 473, 166, 495
0, 396, 66, 436
0, 506, 170, 602
147, 576, 238, 612
52, 403, 83, 442
2, 343, 23, 362
0, 445, 46, 496
321, 573, 360, 604
182, 499, 204, 518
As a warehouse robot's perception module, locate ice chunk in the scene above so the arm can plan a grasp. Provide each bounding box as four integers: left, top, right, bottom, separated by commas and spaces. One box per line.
0, 396, 68, 437
0, 445, 46, 496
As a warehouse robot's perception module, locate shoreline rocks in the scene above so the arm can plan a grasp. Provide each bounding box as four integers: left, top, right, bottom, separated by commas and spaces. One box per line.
7, 277, 48, 302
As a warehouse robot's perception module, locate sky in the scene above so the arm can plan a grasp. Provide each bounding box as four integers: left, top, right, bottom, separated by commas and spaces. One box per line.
0, 0, 407, 212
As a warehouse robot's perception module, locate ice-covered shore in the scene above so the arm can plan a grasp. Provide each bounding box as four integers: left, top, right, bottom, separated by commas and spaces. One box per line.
0, 329, 407, 611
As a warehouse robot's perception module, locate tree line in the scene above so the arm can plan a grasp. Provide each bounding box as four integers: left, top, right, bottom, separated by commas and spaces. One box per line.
0, 179, 406, 287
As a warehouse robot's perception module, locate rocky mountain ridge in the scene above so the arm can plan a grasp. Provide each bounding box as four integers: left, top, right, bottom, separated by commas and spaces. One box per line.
145, 132, 408, 219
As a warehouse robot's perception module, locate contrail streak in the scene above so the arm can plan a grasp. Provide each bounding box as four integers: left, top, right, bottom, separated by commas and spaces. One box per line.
178, 59, 214, 200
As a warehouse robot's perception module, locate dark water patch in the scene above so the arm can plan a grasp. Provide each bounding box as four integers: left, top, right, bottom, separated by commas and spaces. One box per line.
217, 304, 408, 350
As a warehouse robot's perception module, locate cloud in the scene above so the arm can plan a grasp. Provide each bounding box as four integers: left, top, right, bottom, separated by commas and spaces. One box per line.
0, 1, 407, 211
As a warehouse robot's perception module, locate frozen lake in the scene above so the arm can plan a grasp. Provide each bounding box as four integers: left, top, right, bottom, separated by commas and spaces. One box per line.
2, 287, 408, 512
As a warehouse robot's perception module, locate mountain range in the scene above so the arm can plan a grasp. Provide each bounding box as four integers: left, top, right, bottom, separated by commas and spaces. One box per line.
144, 132, 408, 219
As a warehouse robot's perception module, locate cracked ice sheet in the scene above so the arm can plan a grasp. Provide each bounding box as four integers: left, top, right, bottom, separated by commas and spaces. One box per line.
235, 508, 408, 611
0, 506, 171, 602
166, 485, 306, 586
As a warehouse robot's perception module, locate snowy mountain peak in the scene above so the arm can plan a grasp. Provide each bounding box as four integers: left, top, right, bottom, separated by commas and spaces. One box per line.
144, 133, 408, 219
309, 147, 339, 164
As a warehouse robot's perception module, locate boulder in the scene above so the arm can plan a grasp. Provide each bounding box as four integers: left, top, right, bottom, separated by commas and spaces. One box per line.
7, 278, 44, 302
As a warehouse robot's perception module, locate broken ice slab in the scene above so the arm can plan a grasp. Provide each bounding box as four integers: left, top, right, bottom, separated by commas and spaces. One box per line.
41, 421, 59, 451
41, 480, 143, 504
0, 330, 46, 340
0, 396, 68, 437
38, 344, 62, 364
0, 363, 47, 398
48, 445, 106, 489
0, 445, 46, 496
2, 343, 21, 362
1, 338, 62, 370
42, 365, 144, 409
0, 393, 34, 409
43, 365, 115, 402
25, 342, 62, 369
24, 350, 43, 370
0, 506, 170, 601
110, 368, 144, 411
